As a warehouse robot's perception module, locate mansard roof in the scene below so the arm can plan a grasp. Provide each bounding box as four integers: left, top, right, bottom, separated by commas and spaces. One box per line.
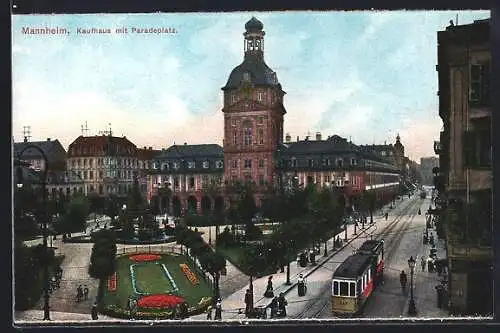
156, 144, 223, 160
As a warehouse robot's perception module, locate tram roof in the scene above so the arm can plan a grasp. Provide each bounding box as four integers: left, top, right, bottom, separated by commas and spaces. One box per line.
333, 254, 373, 279
357, 240, 383, 254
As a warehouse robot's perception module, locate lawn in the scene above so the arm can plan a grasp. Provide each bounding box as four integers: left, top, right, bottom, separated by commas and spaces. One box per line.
101, 252, 212, 318
217, 244, 277, 278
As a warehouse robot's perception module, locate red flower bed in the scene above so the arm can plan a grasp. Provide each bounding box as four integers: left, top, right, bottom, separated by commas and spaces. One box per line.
129, 254, 161, 262
137, 294, 185, 309
107, 272, 117, 292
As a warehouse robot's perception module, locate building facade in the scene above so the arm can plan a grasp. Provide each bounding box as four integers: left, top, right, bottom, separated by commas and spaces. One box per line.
221, 17, 286, 205
279, 134, 401, 210
420, 156, 439, 186
14, 137, 67, 172
436, 18, 492, 315
137, 146, 162, 197
147, 144, 225, 216
360, 134, 406, 173
66, 135, 139, 197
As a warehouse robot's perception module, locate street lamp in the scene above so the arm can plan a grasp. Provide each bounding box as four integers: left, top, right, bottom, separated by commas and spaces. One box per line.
16, 146, 51, 321
407, 256, 417, 316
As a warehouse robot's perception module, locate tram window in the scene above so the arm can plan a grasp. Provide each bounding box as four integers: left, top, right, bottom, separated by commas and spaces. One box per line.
350, 282, 356, 297
357, 280, 362, 294
333, 281, 339, 295
340, 282, 349, 296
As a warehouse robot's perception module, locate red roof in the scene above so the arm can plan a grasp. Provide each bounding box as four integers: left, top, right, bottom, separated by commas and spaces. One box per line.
68, 135, 137, 157
137, 147, 161, 160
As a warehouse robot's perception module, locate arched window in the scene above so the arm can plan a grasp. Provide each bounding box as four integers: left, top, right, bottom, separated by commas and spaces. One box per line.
243, 121, 253, 146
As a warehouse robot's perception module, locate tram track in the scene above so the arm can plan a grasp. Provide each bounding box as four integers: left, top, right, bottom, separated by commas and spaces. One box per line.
293, 196, 422, 319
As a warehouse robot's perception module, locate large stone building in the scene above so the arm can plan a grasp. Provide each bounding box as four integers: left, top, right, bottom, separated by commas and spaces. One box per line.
420, 156, 439, 186
147, 144, 225, 216
221, 17, 286, 205
435, 18, 492, 315
14, 137, 67, 172
360, 134, 406, 173
66, 135, 139, 198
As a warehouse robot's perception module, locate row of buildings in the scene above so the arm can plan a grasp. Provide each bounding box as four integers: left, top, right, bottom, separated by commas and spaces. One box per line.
13, 17, 420, 219
434, 18, 492, 315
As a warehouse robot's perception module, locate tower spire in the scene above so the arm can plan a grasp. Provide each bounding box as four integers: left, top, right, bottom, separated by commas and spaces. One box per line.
244, 17, 265, 59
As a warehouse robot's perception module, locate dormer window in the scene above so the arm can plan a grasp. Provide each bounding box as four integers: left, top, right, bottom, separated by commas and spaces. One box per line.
351, 158, 357, 166
188, 161, 195, 169
257, 92, 264, 101
337, 158, 344, 168
203, 161, 209, 169
215, 160, 223, 168
243, 72, 251, 82
173, 162, 179, 169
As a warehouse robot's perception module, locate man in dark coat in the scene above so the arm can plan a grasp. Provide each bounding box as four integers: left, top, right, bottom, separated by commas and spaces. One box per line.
244, 289, 252, 317
91, 302, 98, 320
264, 276, 274, 298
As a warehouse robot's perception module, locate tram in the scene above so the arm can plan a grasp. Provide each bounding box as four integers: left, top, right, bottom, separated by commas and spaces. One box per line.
331, 240, 384, 316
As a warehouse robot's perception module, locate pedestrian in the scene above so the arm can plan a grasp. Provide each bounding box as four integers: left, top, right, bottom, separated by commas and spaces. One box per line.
77, 285, 83, 302
277, 293, 288, 317
264, 276, 274, 298
206, 304, 213, 320
214, 298, 222, 320
84, 285, 89, 300
269, 296, 279, 318
421, 256, 426, 272
91, 302, 98, 320
385, 212, 388, 221
244, 289, 252, 317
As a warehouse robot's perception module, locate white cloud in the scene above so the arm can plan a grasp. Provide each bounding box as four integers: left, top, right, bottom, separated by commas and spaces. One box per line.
12, 44, 31, 55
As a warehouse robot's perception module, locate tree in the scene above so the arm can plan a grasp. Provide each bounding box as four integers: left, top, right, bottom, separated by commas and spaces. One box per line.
104, 195, 120, 227
88, 229, 117, 303
55, 195, 91, 235
199, 251, 226, 300
14, 240, 40, 310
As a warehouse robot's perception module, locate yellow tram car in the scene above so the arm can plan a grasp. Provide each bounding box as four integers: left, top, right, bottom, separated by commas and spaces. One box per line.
331, 240, 384, 316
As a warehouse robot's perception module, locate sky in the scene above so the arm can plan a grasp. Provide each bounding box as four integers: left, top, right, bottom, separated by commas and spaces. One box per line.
12, 10, 490, 161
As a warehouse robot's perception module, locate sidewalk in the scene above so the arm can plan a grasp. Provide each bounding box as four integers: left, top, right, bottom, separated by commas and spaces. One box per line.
189, 196, 415, 320
402, 199, 449, 318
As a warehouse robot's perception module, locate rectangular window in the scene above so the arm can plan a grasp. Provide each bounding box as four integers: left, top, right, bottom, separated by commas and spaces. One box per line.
259, 174, 265, 185
188, 161, 195, 169
99, 171, 103, 179
203, 161, 209, 168
325, 175, 331, 183
232, 159, 238, 168
189, 177, 195, 188
337, 159, 344, 168
258, 129, 264, 144
308, 159, 314, 168
333, 281, 339, 296
89, 159, 93, 167
257, 92, 263, 102
233, 131, 237, 145
339, 282, 349, 296
350, 282, 356, 297
258, 159, 264, 168
470, 63, 490, 104
244, 159, 252, 169
174, 177, 180, 188
89, 171, 93, 179
258, 116, 264, 124
351, 158, 357, 166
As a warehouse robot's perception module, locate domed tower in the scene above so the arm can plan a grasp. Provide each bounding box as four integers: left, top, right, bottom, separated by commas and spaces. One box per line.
394, 133, 405, 173
221, 17, 286, 197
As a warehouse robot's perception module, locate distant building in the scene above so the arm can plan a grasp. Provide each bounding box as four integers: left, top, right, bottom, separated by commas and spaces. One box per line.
14, 137, 67, 172
420, 157, 439, 186
137, 146, 162, 196
436, 18, 492, 315
66, 135, 139, 198
360, 134, 405, 173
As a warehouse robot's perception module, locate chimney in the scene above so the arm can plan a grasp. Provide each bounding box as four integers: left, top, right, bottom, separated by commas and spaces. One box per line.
149, 147, 152, 150
143, 146, 146, 149
285, 133, 291, 143
47, 138, 51, 141
24, 137, 28, 142
184, 142, 187, 145
316, 132, 322, 141
296, 136, 300, 142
